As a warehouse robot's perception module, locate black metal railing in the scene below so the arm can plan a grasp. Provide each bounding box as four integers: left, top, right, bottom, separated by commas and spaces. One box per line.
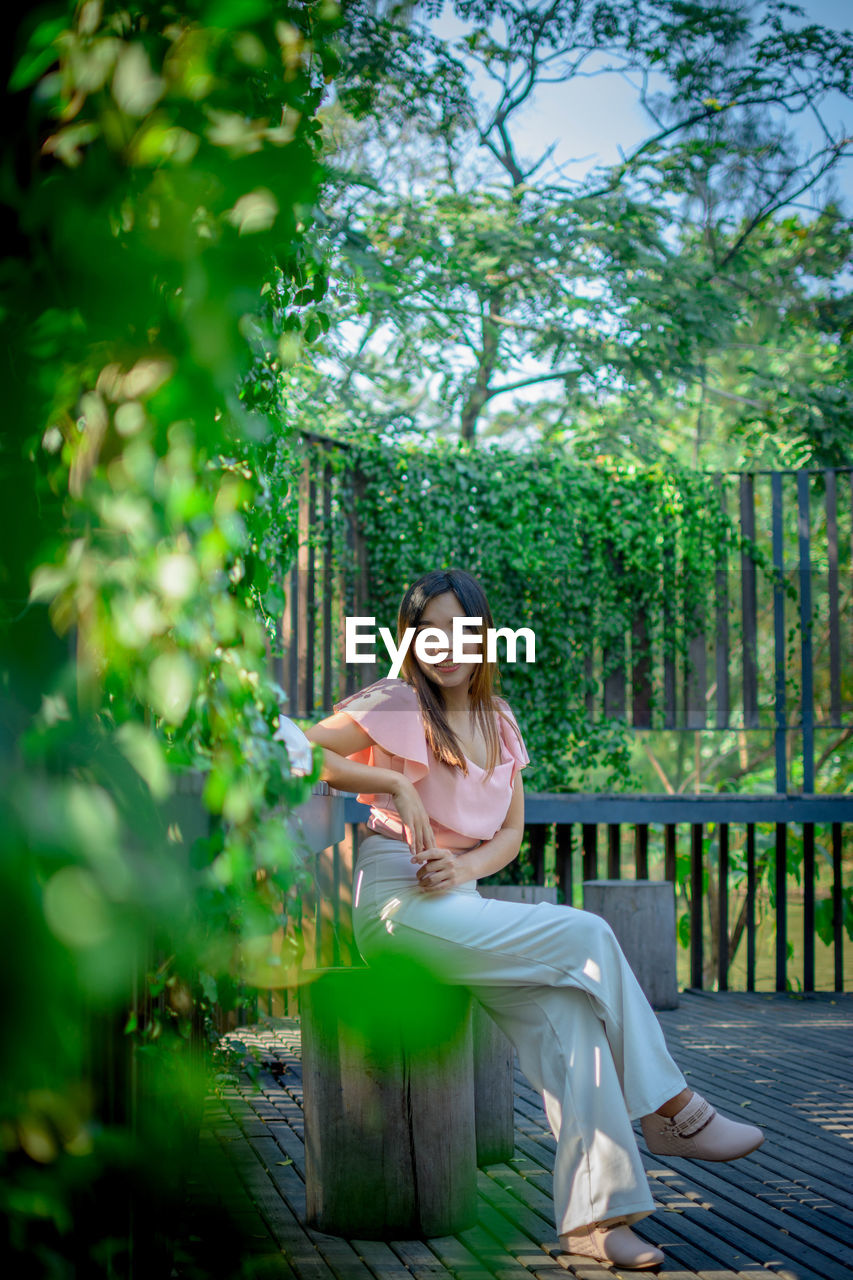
334, 792, 853, 995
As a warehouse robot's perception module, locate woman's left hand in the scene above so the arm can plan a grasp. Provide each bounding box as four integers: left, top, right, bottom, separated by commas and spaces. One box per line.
413, 846, 467, 893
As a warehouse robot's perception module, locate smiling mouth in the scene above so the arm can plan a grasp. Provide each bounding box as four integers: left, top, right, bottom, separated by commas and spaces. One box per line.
434, 663, 460, 672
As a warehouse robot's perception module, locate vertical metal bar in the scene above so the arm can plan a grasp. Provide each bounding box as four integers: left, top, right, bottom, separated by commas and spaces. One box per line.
584, 649, 595, 721
556, 824, 573, 907
775, 823, 787, 992
352, 467, 370, 674
803, 823, 815, 993
663, 514, 677, 729
276, 571, 287, 693
288, 561, 299, 710
603, 545, 626, 722
342, 465, 356, 696
740, 474, 759, 729
832, 822, 843, 993
530, 825, 547, 885
582, 824, 598, 881
690, 824, 704, 989
305, 466, 317, 717
717, 824, 729, 992
664, 824, 676, 884
294, 457, 312, 716
746, 824, 756, 992
686, 628, 707, 728
322, 459, 333, 711
826, 470, 841, 728
635, 824, 649, 879
631, 610, 652, 729
771, 472, 787, 794
604, 645, 627, 720
714, 475, 730, 729
797, 471, 814, 791
313, 851, 323, 968
607, 824, 621, 879
331, 842, 341, 967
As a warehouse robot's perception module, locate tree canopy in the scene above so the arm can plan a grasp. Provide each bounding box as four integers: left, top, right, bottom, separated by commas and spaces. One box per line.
293, 0, 853, 464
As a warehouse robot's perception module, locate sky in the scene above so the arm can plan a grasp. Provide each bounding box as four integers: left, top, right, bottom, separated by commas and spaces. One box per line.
430, 0, 853, 213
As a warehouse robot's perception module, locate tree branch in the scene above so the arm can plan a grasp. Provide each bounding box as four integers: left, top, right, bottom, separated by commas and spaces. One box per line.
482, 367, 580, 403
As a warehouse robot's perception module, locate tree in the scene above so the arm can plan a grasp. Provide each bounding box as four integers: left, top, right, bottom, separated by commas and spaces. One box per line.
300, 0, 853, 458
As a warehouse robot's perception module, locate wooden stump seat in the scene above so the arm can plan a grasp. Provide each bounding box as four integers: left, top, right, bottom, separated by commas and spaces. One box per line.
300, 965, 478, 1239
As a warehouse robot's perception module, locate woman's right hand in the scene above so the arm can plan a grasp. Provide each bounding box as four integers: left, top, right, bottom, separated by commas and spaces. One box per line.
389, 776, 436, 858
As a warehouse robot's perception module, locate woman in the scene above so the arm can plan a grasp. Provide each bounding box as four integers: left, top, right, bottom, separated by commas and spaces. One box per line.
304, 569, 763, 1271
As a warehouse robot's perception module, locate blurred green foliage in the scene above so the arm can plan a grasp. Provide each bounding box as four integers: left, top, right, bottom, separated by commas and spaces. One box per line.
0, 0, 341, 1272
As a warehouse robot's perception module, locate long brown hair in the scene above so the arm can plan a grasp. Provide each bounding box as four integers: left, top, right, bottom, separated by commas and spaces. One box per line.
397, 569, 518, 779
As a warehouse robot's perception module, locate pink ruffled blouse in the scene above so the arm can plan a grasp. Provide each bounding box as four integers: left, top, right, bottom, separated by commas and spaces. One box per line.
333, 677, 530, 851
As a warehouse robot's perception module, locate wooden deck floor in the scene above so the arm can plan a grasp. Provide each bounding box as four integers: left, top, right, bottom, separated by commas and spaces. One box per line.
173, 992, 853, 1280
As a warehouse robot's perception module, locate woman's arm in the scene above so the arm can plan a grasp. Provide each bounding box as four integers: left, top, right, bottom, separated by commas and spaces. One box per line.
304, 713, 437, 855
415, 773, 525, 892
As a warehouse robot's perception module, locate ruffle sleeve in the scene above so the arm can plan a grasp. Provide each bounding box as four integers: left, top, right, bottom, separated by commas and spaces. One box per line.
495, 698, 530, 785
333, 677, 430, 783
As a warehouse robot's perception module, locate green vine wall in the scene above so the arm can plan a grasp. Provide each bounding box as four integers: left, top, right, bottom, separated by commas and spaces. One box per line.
331, 437, 742, 791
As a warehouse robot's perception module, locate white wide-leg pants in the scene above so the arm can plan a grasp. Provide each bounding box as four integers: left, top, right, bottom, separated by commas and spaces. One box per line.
351, 834, 688, 1236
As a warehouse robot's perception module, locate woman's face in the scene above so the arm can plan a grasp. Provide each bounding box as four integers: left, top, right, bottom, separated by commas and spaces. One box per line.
411, 591, 482, 692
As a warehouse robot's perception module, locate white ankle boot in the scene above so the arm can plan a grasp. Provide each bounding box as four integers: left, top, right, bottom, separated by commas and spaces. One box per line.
560, 1219, 664, 1270
641, 1091, 764, 1161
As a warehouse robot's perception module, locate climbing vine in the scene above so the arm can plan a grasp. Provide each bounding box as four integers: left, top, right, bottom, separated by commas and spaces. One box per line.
328, 435, 747, 791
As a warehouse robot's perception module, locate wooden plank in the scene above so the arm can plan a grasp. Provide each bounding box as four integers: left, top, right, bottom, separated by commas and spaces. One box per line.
826, 469, 842, 727
221, 1138, 304, 1278
714, 474, 730, 730
640, 1157, 851, 1280
662, 1042, 853, 1172
389, 1237, 469, 1280
771, 471, 787, 793
423, 1233, 504, 1280
352, 1238, 423, 1280
740, 473, 759, 729
690, 823, 703, 989
797, 470, 815, 790
514, 1066, 851, 1279
200, 994, 853, 1280
517, 1072, 853, 1235
639, 1127, 853, 1279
